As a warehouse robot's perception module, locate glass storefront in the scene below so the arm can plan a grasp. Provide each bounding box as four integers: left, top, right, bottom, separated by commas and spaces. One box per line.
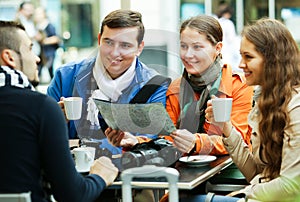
180, 0, 300, 42
1, 0, 300, 77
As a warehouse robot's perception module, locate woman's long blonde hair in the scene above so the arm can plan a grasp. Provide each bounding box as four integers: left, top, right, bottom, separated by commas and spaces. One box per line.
242, 18, 300, 179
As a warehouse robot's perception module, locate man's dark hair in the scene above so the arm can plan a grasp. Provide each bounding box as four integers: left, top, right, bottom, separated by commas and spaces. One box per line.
19, 1, 33, 10
100, 9, 145, 45
0, 21, 25, 53
216, 3, 233, 18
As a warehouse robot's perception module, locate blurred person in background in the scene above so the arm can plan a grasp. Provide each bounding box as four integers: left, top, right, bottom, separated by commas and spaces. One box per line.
0, 20, 118, 202
216, 2, 241, 72
15, 1, 42, 59
34, 6, 60, 80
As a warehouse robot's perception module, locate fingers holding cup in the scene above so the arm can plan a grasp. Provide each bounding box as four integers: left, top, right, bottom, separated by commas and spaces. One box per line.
205, 99, 214, 123
205, 97, 232, 130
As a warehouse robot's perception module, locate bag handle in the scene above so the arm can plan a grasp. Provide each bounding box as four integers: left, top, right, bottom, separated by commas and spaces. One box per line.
130, 75, 171, 104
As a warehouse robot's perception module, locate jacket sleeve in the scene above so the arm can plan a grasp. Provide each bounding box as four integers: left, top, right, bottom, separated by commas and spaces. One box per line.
47, 64, 78, 101
165, 78, 182, 127
46, 64, 81, 139
223, 128, 258, 181
46, 69, 63, 101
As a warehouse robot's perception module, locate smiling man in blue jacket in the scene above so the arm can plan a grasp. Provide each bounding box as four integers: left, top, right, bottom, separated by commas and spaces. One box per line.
47, 9, 170, 156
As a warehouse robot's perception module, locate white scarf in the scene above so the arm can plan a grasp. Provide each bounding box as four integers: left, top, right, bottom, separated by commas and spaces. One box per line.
86, 55, 136, 126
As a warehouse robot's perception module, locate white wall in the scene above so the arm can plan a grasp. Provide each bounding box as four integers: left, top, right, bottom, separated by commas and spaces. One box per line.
99, 0, 121, 22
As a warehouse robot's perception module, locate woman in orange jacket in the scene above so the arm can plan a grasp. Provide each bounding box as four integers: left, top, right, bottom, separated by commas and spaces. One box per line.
166, 15, 253, 156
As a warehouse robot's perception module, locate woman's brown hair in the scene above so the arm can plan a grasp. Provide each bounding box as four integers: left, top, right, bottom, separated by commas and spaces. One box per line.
242, 18, 300, 179
180, 15, 223, 46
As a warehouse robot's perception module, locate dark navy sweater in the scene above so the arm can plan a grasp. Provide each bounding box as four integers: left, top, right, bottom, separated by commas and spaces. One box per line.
0, 86, 106, 202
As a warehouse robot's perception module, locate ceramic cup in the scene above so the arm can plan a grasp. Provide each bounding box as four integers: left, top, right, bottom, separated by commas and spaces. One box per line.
63, 97, 82, 120
212, 98, 233, 122
72, 146, 96, 173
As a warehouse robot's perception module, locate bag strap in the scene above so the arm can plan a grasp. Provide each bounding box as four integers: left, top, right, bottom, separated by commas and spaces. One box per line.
130, 75, 171, 104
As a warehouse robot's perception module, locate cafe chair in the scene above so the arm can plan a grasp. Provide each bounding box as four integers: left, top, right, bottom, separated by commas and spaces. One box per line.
121, 165, 179, 202
0, 192, 31, 202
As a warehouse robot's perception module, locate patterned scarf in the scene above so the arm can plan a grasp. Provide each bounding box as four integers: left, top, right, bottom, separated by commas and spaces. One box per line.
0, 65, 35, 91
178, 56, 223, 133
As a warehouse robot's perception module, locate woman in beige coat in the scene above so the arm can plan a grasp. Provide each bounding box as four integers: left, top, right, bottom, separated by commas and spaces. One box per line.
205, 18, 300, 201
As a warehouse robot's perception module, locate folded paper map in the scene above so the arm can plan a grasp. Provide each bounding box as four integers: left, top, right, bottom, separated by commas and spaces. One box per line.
93, 99, 176, 135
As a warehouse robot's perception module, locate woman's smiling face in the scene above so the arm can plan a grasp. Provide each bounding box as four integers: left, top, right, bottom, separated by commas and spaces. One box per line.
180, 27, 222, 76
239, 36, 264, 86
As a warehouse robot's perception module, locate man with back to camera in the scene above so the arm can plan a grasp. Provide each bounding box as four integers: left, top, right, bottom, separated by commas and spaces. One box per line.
0, 20, 118, 202
47, 9, 170, 157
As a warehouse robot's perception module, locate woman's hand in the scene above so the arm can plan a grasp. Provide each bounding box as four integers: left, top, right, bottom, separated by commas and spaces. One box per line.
204, 98, 224, 127
170, 129, 196, 153
105, 127, 138, 148
205, 98, 234, 138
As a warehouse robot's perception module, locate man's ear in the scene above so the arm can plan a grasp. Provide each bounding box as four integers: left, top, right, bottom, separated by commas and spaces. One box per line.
0, 49, 17, 68
136, 40, 144, 57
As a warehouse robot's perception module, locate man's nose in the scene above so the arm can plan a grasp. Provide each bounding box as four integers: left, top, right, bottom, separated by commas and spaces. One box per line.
110, 45, 121, 57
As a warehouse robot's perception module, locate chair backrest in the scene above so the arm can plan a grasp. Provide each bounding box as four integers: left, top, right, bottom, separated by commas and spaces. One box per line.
0, 192, 31, 202
121, 165, 179, 202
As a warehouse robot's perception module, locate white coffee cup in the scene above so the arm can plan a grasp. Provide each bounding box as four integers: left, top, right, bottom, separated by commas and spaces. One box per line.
72, 147, 96, 173
63, 97, 82, 120
212, 98, 233, 122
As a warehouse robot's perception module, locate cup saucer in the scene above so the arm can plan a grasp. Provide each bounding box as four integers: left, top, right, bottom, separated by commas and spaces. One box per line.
179, 155, 217, 167
76, 166, 90, 173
